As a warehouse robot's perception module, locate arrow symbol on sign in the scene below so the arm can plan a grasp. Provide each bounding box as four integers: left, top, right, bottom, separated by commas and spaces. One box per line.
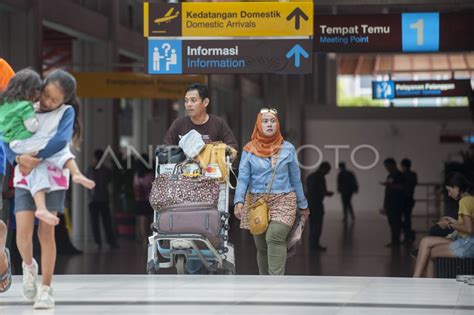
286, 7, 309, 30
286, 44, 309, 68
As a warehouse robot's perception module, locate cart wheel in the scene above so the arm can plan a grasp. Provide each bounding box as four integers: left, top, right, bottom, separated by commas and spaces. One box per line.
175, 255, 186, 274
221, 212, 230, 219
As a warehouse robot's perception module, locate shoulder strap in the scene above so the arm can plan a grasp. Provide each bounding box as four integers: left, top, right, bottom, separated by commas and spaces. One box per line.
266, 150, 280, 194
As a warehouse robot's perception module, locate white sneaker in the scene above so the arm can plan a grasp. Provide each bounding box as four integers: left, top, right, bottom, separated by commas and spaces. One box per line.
33, 285, 55, 309
22, 259, 38, 300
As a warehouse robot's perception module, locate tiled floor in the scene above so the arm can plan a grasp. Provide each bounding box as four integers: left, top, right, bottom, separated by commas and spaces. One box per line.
12, 210, 421, 276
0, 275, 473, 314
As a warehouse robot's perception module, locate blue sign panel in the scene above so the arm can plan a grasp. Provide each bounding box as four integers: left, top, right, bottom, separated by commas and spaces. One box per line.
146, 38, 313, 74
147, 39, 183, 74
372, 80, 395, 100
372, 79, 472, 99
402, 13, 439, 52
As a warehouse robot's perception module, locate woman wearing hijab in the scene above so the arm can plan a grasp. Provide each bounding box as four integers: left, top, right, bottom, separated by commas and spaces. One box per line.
234, 108, 309, 275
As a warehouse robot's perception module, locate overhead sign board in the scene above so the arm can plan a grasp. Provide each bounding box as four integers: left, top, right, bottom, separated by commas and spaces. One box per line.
372, 79, 472, 99
314, 12, 474, 52
144, 2, 313, 37
314, 14, 401, 52
146, 39, 312, 74
73, 72, 206, 99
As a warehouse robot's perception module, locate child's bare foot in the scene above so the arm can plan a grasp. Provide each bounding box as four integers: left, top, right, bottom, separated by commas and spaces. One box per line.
72, 173, 96, 189
35, 209, 60, 226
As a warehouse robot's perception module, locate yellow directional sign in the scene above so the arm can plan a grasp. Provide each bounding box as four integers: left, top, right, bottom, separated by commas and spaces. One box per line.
73, 72, 206, 99
144, 2, 313, 37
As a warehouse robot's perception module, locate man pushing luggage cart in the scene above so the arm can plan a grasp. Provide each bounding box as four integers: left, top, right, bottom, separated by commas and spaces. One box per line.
146, 83, 238, 274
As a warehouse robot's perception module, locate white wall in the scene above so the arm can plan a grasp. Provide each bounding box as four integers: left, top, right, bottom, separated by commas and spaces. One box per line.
303, 119, 473, 214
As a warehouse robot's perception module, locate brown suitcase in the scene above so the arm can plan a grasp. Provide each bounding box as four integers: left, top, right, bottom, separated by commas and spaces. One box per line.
154, 203, 222, 238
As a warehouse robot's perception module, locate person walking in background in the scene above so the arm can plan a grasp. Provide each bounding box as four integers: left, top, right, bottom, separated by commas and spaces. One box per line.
87, 150, 118, 250
234, 108, 309, 275
307, 162, 333, 251
337, 162, 358, 223
381, 158, 405, 247
132, 154, 154, 245
401, 158, 417, 243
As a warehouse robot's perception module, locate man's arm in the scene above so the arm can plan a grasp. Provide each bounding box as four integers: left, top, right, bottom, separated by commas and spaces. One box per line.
37, 107, 74, 160
219, 118, 238, 150
163, 119, 180, 145
337, 173, 342, 193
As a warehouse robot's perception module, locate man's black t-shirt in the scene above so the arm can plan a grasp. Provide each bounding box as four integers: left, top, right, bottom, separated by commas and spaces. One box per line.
384, 170, 405, 210
163, 114, 238, 150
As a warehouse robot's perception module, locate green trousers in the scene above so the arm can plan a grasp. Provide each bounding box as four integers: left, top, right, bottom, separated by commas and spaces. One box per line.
253, 221, 291, 275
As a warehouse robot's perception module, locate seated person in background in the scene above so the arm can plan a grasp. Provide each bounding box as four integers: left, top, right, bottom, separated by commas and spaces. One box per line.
413, 172, 474, 277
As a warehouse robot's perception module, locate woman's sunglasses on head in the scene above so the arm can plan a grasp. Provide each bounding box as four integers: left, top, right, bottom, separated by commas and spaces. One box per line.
260, 108, 278, 115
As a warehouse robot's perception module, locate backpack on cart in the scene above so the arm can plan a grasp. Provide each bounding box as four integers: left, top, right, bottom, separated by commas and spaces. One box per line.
155, 145, 186, 175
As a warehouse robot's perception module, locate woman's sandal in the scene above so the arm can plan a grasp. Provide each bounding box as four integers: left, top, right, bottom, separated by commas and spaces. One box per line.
0, 248, 12, 293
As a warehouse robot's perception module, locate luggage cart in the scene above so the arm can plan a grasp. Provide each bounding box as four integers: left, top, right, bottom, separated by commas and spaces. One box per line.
147, 147, 235, 275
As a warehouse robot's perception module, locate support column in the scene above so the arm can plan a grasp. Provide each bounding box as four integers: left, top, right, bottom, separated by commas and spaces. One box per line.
0, 0, 43, 71
71, 39, 116, 245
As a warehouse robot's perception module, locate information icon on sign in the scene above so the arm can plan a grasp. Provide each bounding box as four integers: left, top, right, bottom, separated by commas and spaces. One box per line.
373, 81, 395, 100
148, 39, 182, 74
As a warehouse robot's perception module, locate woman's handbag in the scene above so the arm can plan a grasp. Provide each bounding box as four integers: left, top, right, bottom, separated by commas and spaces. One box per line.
247, 197, 270, 235
247, 153, 279, 235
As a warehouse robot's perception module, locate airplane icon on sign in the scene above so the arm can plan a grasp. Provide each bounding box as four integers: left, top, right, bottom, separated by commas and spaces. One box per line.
154, 8, 180, 25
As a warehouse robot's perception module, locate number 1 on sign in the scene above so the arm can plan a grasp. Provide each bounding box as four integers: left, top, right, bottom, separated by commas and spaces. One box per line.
409, 19, 424, 46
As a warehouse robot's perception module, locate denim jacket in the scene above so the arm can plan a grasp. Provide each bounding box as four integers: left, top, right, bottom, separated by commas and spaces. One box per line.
234, 141, 308, 209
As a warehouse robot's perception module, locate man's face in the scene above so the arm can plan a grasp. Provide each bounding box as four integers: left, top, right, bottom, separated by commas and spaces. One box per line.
184, 89, 208, 119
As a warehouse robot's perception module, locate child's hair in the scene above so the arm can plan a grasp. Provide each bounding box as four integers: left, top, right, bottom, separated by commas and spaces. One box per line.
43, 69, 82, 148
0, 68, 42, 104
